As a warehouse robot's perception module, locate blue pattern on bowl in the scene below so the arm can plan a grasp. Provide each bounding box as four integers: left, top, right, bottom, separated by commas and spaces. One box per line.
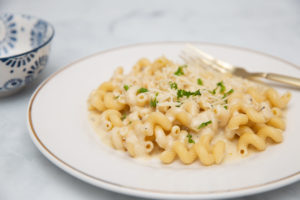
30, 20, 48, 48
0, 13, 54, 96
0, 14, 18, 56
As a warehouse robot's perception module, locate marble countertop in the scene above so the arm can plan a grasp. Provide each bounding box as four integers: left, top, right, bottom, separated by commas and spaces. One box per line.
1, 0, 299, 199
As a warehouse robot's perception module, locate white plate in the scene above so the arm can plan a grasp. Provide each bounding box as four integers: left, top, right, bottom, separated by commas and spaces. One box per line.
27, 42, 300, 199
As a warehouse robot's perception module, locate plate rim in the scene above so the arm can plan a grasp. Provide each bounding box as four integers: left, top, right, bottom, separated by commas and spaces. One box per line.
27, 41, 300, 199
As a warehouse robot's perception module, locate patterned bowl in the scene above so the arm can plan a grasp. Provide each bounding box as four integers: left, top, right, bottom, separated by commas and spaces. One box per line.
0, 13, 54, 97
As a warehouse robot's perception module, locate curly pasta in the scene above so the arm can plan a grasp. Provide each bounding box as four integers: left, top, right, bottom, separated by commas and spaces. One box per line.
88, 55, 291, 166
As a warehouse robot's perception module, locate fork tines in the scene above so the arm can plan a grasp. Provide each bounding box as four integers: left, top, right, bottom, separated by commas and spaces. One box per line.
181, 44, 233, 73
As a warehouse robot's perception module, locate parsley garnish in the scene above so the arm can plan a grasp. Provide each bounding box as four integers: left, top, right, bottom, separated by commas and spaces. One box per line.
187, 134, 195, 144
197, 78, 203, 86
210, 81, 226, 95
121, 114, 126, 121
137, 87, 148, 94
174, 65, 187, 76
150, 93, 159, 108
169, 82, 178, 89
123, 85, 129, 91
224, 105, 228, 110
198, 120, 212, 129
177, 89, 201, 99
175, 100, 183, 107
114, 95, 120, 99
222, 89, 234, 99
217, 81, 226, 93
210, 88, 216, 95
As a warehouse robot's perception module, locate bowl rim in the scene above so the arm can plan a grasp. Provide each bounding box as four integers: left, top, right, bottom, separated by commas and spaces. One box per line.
0, 12, 55, 60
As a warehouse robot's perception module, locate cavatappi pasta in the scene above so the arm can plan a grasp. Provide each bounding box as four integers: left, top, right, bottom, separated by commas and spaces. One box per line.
88, 56, 291, 166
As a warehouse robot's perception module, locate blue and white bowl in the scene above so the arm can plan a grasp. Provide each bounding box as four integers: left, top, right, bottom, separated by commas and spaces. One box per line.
0, 13, 54, 97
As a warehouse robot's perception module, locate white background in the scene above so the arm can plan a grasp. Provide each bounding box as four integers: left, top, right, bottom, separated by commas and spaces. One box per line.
0, 0, 299, 199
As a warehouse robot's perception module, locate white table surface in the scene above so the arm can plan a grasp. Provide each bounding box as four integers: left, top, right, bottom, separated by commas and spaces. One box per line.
1, 0, 300, 199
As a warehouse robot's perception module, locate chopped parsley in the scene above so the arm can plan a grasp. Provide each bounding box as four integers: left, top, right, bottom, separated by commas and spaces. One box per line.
175, 100, 183, 107
177, 89, 201, 99
198, 120, 212, 129
217, 81, 226, 93
150, 93, 159, 108
114, 95, 120, 99
121, 114, 127, 121
210, 81, 226, 95
222, 89, 234, 99
197, 78, 203, 86
223, 98, 228, 109
174, 65, 187, 76
137, 87, 148, 94
210, 88, 217, 95
123, 85, 129, 91
169, 82, 178, 90
187, 134, 195, 144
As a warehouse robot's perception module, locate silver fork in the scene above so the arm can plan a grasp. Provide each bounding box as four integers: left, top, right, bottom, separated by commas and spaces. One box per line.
181, 45, 300, 88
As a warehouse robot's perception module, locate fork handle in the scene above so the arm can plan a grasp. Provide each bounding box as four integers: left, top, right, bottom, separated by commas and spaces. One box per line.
265, 73, 300, 88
